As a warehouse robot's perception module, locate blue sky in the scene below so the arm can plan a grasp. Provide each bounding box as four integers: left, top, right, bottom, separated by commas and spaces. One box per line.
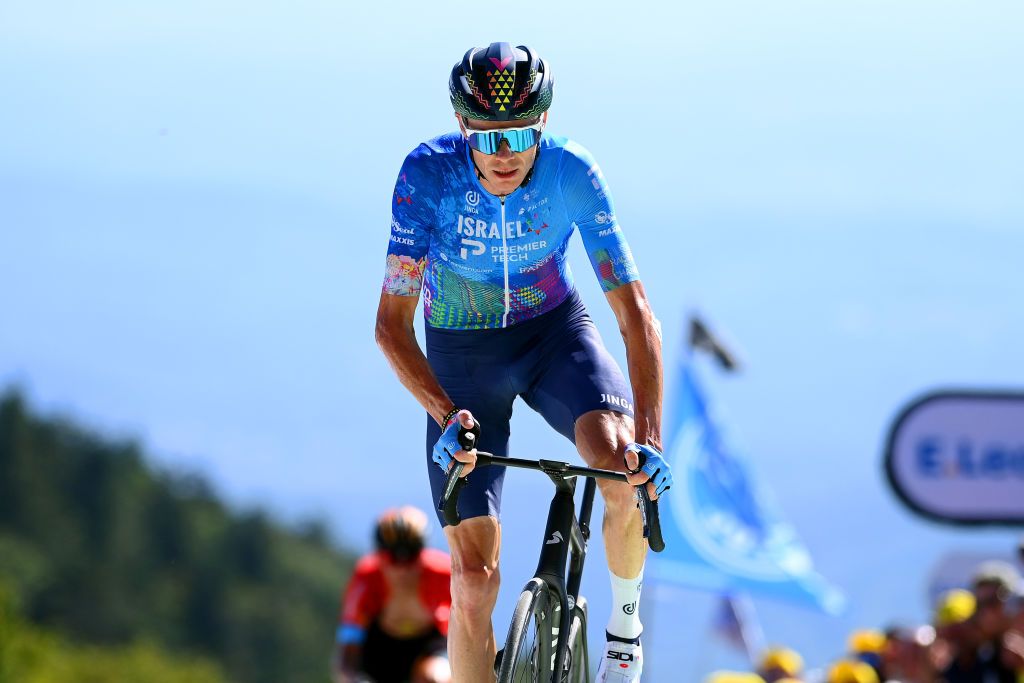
2, 0, 1023, 675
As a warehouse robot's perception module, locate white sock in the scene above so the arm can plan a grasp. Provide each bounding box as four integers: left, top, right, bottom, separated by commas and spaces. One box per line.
606, 566, 644, 640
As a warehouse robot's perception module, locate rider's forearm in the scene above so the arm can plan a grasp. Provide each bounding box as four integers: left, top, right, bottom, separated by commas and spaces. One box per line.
619, 300, 664, 451
375, 318, 456, 426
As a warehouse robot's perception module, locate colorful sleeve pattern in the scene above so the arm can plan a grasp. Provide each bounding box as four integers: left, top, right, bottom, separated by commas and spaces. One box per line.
382, 149, 434, 296
559, 142, 640, 291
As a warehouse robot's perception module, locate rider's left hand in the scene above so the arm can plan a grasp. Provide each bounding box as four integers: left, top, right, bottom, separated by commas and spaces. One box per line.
623, 443, 672, 500
432, 410, 479, 477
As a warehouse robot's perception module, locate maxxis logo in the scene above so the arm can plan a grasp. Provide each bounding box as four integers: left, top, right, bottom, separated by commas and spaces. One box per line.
465, 190, 480, 207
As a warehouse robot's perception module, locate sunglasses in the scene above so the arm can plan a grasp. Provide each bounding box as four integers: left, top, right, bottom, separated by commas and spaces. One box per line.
464, 122, 543, 155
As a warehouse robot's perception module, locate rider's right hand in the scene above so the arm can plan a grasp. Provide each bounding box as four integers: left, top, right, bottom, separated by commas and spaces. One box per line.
624, 443, 673, 500
432, 409, 479, 477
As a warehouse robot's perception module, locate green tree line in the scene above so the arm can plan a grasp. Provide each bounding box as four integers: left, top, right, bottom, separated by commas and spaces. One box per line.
0, 581, 227, 683
0, 390, 357, 683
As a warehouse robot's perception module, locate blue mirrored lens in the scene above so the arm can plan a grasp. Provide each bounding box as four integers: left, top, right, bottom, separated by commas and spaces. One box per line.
467, 131, 502, 154
503, 128, 541, 152
467, 127, 541, 154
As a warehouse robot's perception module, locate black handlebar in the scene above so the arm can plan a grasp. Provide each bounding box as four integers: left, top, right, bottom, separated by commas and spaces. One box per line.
437, 425, 665, 552
626, 448, 666, 552
438, 421, 480, 527
636, 485, 665, 552
439, 463, 467, 527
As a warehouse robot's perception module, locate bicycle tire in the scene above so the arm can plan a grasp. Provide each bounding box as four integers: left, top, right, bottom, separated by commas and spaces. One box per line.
498, 578, 554, 683
562, 597, 589, 683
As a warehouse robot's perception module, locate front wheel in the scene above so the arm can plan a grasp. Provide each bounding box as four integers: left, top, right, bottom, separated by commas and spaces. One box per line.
562, 597, 589, 683
497, 579, 554, 683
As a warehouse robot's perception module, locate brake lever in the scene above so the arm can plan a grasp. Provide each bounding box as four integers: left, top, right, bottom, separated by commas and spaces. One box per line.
437, 420, 482, 526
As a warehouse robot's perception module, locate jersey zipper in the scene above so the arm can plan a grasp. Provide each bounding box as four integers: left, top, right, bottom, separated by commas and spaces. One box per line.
500, 195, 510, 328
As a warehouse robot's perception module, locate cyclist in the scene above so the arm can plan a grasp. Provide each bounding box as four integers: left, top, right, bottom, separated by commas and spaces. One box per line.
374, 41, 673, 682
332, 507, 452, 683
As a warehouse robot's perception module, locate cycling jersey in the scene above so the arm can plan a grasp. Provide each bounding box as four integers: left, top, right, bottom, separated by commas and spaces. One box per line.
382, 133, 640, 330
337, 548, 452, 645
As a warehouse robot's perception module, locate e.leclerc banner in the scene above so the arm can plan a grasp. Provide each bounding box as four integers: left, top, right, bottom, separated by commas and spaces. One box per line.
884, 391, 1024, 526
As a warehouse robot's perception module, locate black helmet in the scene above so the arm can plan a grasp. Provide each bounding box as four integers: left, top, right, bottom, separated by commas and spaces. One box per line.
374, 506, 427, 563
449, 42, 553, 122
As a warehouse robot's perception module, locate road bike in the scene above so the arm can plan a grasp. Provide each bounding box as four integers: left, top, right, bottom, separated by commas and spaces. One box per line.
439, 426, 664, 683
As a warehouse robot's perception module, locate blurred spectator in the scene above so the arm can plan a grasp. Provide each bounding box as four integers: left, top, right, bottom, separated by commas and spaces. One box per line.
757, 647, 805, 682
881, 625, 936, 683
995, 547, 1024, 681
937, 561, 1021, 683
698, 551, 1024, 683
828, 660, 880, 683
931, 589, 977, 675
849, 629, 886, 676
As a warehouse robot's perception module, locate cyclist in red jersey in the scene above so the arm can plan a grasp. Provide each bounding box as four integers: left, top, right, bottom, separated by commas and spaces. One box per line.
331, 507, 452, 683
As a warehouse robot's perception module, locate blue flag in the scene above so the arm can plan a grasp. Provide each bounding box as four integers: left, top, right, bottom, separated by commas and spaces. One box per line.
649, 351, 846, 615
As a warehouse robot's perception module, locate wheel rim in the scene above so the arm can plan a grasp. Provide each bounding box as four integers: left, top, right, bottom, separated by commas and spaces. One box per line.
511, 608, 544, 682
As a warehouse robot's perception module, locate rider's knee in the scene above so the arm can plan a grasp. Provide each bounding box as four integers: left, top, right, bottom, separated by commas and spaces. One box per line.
575, 409, 633, 470
444, 517, 500, 615
450, 561, 500, 613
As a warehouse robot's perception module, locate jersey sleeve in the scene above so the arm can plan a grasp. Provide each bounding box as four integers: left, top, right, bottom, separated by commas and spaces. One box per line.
558, 142, 640, 292
336, 560, 382, 645
382, 147, 435, 297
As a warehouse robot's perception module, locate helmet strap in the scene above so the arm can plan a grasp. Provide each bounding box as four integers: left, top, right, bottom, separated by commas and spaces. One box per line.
468, 149, 489, 183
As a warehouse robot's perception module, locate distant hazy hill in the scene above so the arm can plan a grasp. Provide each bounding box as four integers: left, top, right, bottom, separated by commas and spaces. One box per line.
0, 389, 357, 683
